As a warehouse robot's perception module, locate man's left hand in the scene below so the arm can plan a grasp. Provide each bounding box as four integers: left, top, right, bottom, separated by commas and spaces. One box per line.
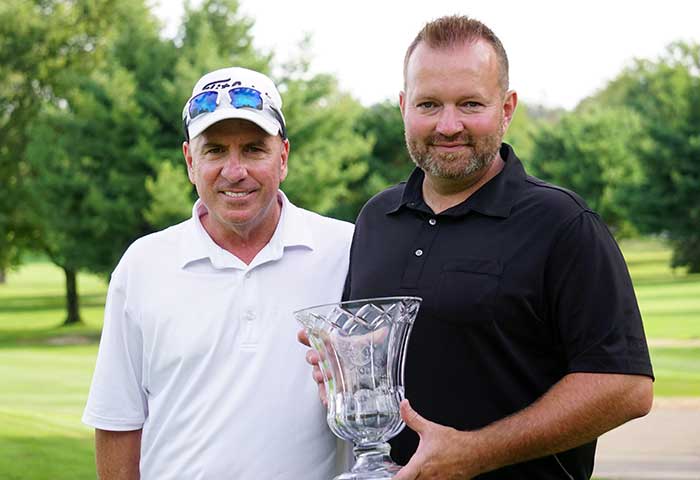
393, 399, 482, 480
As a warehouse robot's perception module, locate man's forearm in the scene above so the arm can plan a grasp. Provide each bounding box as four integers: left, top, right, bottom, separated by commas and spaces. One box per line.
95, 428, 142, 480
467, 372, 653, 474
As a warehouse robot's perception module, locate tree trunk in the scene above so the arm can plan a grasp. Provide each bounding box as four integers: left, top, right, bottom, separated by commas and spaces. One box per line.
0, 269, 5, 284
63, 266, 82, 325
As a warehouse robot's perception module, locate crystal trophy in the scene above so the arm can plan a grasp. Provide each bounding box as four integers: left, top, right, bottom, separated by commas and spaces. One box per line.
295, 296, 422, 479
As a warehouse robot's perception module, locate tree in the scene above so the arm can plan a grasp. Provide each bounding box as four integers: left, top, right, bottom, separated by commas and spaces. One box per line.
273, 39, 370, 220
589, 42, 700, 270
14, 0, 171, 324
145, 162, 194, 230
332, 100, 412, 220
26, 64, 158, 324
0, 0, 115, 277
529, 106, 646, 237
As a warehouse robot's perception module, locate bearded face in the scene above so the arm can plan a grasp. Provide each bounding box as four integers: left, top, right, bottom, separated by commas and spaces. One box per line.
405, 118, 505, 180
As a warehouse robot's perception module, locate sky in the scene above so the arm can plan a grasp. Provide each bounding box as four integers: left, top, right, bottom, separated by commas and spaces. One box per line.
154, 0, 700, 110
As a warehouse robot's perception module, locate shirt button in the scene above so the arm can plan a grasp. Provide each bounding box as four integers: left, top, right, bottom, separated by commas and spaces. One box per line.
415, 249, 423, 257
245, 272, 252, 279
428, 218, 437, 226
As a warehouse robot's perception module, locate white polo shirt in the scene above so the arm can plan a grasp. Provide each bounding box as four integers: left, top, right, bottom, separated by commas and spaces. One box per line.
83, 192, 353, 479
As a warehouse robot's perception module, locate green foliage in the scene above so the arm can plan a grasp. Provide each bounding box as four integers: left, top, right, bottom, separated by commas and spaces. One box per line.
277, 48, 370, 218
0, 0, 116, 271
25, 62, 158, 277
337, 100, 413, 220
504, 102, 537, 166
529, 106, 645, 237
144, 162, 194, 230
110, 0, 181, 157
588, 42, 700, 270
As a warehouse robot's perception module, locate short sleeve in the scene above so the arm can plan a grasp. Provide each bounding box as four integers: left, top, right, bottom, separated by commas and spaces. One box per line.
82, 261, 148, 430
546, 211, 654, 379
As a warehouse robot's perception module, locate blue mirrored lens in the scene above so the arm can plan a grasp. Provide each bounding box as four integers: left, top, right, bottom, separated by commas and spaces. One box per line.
188, 91, 218, 119
229, 87, 263, 110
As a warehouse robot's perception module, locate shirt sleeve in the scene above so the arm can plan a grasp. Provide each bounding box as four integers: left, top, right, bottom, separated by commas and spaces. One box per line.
546, 211, 654, 379
82, 260, 148, 430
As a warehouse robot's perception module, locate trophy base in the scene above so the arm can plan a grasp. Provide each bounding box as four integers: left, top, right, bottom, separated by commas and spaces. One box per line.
334, 442, 401, 479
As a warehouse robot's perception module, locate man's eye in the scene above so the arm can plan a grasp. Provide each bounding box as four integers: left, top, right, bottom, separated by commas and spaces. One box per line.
417, 102, 436, 109
245, 145, 266, 153
205, 147, 223, 154
462, 101, 482, 108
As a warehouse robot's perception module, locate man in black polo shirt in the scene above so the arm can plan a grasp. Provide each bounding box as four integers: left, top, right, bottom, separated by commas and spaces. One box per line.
302, 15, 654, 480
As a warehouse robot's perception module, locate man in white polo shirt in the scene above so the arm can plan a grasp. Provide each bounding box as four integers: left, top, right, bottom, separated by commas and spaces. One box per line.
82, 67, 353, 479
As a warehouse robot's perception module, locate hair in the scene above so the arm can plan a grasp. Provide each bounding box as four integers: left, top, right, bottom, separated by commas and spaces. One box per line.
403, 15, 510, 92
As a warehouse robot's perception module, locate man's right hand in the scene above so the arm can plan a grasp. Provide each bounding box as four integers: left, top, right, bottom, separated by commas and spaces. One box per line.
297, 329, 328, 406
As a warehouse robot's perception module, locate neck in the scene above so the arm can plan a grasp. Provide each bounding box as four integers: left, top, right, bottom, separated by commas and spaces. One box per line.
422, 154, 505, 214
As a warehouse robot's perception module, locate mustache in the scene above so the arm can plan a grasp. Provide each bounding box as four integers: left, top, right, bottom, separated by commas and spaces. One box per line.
426, 133, 475, 145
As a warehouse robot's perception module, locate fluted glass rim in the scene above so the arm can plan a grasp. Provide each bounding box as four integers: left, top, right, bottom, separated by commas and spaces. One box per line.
293, 296, 423, 316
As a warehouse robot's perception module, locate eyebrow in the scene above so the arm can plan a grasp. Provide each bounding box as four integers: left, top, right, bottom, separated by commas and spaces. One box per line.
198, 141, 225, 152
240, 138, 272, 151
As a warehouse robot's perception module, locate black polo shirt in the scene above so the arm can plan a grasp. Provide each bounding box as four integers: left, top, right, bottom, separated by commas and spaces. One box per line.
343, 144, 653, 479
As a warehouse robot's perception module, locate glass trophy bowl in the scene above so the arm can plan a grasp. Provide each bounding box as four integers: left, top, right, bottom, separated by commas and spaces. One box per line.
295, 296, 422, 480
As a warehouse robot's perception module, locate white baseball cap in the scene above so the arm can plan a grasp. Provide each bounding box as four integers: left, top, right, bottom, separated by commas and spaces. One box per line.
182, 66, 286, 140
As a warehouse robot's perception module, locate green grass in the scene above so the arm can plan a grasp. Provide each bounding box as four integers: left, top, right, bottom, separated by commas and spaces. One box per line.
0, 238, 698, 478
0, 263, 105, 479
0, 344, 99, 479
620, 237, 700, 339
650, 346, 700, 396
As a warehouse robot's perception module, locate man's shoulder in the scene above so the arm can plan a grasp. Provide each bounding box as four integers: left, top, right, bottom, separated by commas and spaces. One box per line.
118, 218, 191, 267
520, 174, 592, 217
291, 205, 354, 245
361, 182, 407, 216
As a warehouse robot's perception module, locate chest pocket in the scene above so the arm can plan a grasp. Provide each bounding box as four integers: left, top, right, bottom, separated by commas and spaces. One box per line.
436, 258, 501, 324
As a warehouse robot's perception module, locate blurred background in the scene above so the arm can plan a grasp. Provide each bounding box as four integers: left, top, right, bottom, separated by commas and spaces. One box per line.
0, 0, 698, 478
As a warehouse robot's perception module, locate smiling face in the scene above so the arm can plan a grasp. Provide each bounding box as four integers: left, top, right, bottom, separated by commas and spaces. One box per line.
183, 118, 289, 242
400, 39, 516, 183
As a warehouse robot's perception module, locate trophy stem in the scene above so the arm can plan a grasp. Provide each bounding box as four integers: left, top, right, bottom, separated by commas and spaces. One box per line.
335, 442, 401, 479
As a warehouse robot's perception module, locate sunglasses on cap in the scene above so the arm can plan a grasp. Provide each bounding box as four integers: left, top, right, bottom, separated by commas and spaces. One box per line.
183, 87, 286, 140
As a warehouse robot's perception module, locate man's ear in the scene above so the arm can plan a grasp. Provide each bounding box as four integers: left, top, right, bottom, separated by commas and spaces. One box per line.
279, 138, 290, 182
399, 91, 407, 118
502, 90, 518, 131
183, 141, 196, 185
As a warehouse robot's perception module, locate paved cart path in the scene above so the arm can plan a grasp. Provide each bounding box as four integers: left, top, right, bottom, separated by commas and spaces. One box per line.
594, 398, 700, 479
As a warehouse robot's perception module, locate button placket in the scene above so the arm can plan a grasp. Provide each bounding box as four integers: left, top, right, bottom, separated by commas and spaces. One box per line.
400, 216, 440, 288
240, 270, 259, 348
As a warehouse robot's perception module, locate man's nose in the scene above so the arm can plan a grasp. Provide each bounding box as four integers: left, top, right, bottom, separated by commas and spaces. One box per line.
435, 106, 464, 137
221, 153, 247, 182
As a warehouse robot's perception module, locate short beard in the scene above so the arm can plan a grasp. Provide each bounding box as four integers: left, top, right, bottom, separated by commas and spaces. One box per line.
406, 127, 503, 181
